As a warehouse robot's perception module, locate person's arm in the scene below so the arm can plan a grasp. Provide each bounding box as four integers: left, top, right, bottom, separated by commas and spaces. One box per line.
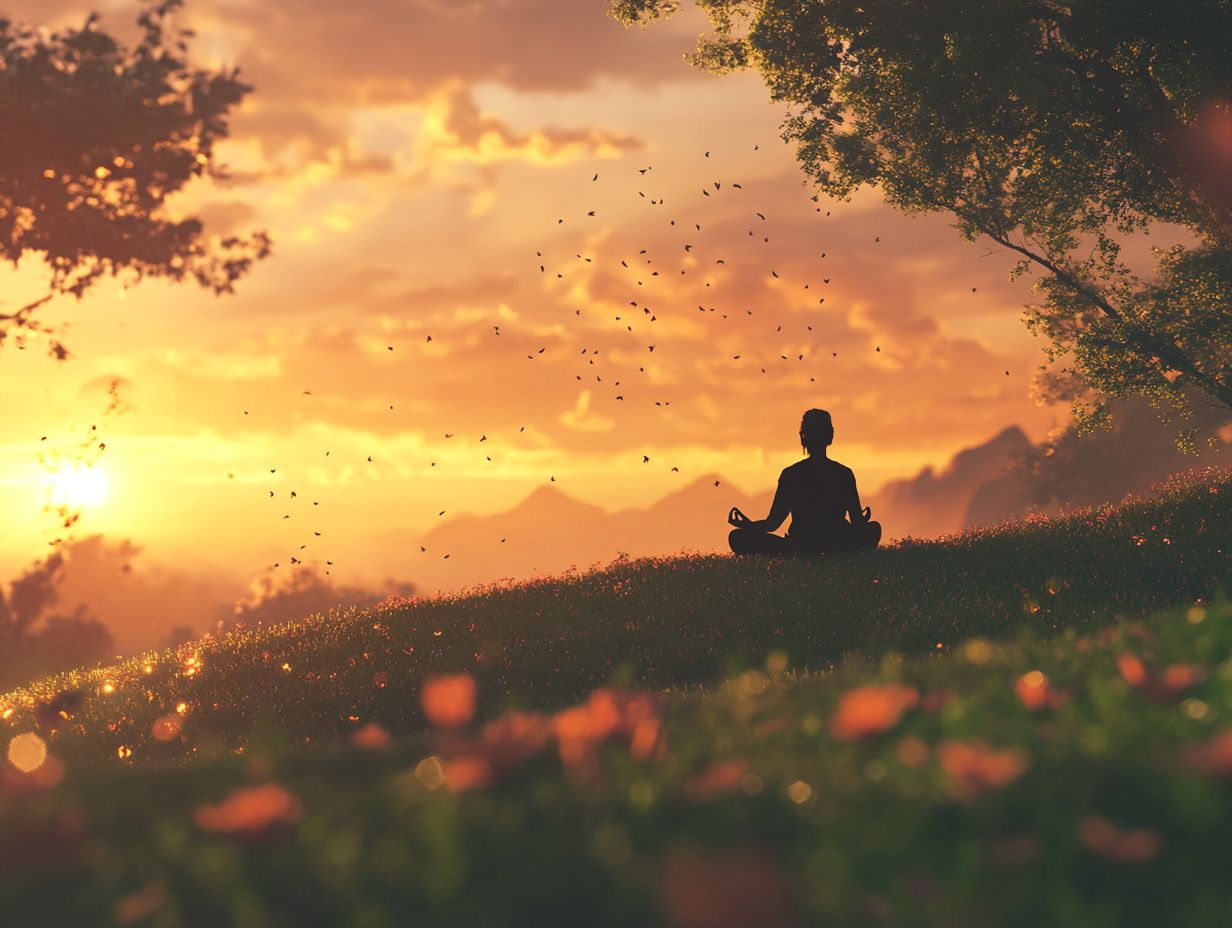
846, 472, 869, 524
745, 475, 791, 532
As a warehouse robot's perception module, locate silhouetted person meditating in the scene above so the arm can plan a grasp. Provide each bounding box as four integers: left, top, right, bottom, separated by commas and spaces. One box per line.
728, 408, 881, 556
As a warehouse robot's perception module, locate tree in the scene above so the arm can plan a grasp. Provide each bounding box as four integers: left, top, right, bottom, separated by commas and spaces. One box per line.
0, 0, 269, 359
0, 551, 115, 690
611, 0, 1232, 433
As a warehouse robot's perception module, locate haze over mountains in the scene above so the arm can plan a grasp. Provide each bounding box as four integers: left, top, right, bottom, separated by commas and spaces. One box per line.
410, 398, 1231, 594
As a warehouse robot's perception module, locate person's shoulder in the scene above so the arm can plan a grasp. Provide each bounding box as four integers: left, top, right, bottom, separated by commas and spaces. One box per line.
779, 458, 809, 479
828, 459, 856, 480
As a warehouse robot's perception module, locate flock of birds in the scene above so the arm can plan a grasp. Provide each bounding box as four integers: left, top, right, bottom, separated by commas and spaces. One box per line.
240, 144, 1000, 578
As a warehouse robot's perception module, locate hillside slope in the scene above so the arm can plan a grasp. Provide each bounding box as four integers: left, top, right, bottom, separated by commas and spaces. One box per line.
5, 468, 1230, 769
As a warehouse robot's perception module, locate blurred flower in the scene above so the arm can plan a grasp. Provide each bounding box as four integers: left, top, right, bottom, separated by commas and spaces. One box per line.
114, 883, 168, 925
444, 753, 494, 792
553, 688, 665, 770
896, 735, 930, 769
351, 722, 392, 751
1077, 815, 1163, 863
661, 846, 799, 928
683, 759, 749, 802
480, 711, 552, 772
1014, 671, 1069, 711
150, 714, 183, 742
1118, 653, 1203, 702
1116, 653, 1148, 688
1183, 728, 1232, 777
830, 684, 919, 741
422, 674, 477, 729
194, 783, 303, 839
938, 739, 1030, 799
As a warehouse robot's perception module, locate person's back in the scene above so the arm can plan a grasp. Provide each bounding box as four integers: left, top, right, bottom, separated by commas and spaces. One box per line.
778, 455, 857, 549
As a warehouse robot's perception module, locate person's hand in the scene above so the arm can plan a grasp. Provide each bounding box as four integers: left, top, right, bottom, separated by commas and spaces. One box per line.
861, 505, 872, 523
728, 506, 751, 528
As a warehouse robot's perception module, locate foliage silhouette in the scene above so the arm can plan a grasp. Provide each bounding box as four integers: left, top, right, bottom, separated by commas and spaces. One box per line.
612, 0, 1232, 431
0, 0, 269, 358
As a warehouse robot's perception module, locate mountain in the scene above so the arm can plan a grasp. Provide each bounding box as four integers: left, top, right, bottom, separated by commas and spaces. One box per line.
409, 475, 771, 595
870, 398, 1232, 540
867, 426, 1032, 540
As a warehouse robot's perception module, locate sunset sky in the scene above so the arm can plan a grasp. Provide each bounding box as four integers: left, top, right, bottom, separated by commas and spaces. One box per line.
0, 0, 1065, 594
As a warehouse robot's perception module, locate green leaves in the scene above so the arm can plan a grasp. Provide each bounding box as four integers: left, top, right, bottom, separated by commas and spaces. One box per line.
0, 1, 269, 358
613, 0, 1232, 423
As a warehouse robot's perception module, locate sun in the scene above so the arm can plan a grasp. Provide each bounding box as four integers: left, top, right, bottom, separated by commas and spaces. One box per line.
46, 463, 110, 511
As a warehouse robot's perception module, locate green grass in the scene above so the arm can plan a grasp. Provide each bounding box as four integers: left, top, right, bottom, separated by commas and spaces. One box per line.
2, 467, 1231, 926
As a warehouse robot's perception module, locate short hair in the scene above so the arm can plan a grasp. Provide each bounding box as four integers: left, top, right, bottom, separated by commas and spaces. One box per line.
800, 408, 834, 453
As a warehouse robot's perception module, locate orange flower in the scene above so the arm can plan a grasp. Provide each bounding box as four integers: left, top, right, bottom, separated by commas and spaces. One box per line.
1014, 671, 1068, 711
351, 722, 391, 751
1116, 653, 1148, 688
194, 783, 302, 839
1077, 815, 1163, 863
421, 674, 476, 729
1117, 654, 1203, 702
480, 711, 551, 771
829, 684, 919, 741
1183, 728, 1232, 777
444, 753, 494, 792
683, 759, 749, 802
938, 739, 1030, 799
552, 688, 664, 765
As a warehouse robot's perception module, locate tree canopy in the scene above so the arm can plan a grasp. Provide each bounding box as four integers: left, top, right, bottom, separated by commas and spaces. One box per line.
0, 0, 269, 358
612, 0, 1232, 430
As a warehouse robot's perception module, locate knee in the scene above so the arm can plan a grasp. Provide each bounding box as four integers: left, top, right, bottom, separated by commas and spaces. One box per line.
866, 521, 882, 548
728, 528, 748, 554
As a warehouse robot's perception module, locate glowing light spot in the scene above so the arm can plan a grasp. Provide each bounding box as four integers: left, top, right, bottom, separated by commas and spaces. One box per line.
422, 674, 476, 729
117, 745, 133, 759
415, 755, 445, 790
7, 732, 47, 772
786, 780, 812, 804
176, 702, 188, 715
142, 664, 154, 675
1, 707, 13, 720
95, 165, 111, 179
151, 714, 183, 741
101, 682, 116, 695
281, 662, 292, 672
45, 463, 109, 510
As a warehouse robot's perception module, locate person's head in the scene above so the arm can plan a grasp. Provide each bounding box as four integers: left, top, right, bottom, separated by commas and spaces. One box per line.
799, 408, 834, 455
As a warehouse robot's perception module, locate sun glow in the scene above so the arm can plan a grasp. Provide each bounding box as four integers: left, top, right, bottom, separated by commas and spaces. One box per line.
46, 463, 110, 511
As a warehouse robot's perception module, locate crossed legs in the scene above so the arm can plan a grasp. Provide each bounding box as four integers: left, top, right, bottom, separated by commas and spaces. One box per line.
729, 521, 882, 556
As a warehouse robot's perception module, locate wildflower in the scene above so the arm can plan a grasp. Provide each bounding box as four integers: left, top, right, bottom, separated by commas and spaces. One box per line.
351, 722, 391, 751
938, 739, 1030, 799
194, 783, 302, 840
830, 684, 919, 741
421, 674, 476, 729
683, 759, 749, 802
1077, 815, 1163, 863
444, 753, 494, 792
1183, 728, 1232, 777
480, 711, 551, 772
1014, 671, 1068, 711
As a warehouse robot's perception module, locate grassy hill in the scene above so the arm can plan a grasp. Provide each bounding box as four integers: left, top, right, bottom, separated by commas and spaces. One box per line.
2, 467, 1231, 926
